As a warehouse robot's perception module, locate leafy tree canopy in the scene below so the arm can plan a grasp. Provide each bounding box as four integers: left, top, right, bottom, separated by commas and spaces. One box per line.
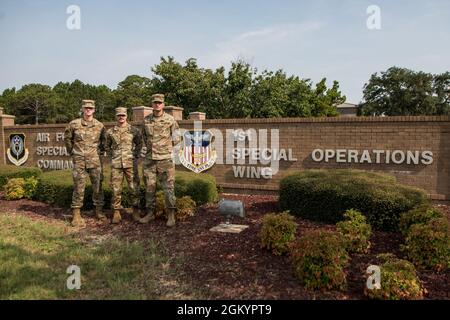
0, 56, 348, 123
359, 67, 450, 116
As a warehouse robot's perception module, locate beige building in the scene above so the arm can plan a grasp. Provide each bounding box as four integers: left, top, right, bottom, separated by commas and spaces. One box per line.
337, 103, 359, 117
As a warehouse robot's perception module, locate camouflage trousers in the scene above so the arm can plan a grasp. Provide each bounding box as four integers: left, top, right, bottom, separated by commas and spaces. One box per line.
143, 158, 176, 212
133, 157, 141, 192
71, 166, 104, 209
110, 167, 139, 210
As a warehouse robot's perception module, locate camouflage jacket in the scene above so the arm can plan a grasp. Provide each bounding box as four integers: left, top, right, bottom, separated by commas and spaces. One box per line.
64, 118, 106, 169
143, 112, 180, 160
106, 124, 142, 169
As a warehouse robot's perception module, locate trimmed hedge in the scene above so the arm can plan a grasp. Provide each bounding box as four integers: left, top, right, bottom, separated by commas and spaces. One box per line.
31, 167, 218, 209
279, 169, 428, 231
399, 204, 444, 236
174, 171, 218, 206
0, 165, 41, 188
33, 170, 87, 208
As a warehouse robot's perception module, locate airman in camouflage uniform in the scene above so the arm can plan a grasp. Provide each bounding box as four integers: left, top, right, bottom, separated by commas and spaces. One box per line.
106, 107, 142, 224
140, 94, 180, 227
64, 100, 106, 227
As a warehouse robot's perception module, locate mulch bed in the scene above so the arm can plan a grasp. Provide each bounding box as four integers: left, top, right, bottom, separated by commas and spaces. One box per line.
1, 193, 449, 300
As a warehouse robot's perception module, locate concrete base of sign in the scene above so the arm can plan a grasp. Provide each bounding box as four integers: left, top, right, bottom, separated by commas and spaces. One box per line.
210, 223, 249, 234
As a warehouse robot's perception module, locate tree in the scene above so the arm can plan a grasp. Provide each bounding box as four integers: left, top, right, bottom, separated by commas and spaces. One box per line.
223, 60, 255, 118
53, 80, 115, 123
0, 87, 17, 114
91, 84, 116, 121
14, 84, 58, 124
0, 56, 348, 122
53, 80, 92, 123
309, 79, 344, 117
433, 72, 450, 115
115, 75, 152, 109
151, 57, 213, 117
359, 67, 450, 116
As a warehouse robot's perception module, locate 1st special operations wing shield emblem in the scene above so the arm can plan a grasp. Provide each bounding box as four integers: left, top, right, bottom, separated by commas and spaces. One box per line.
7, 133, 29, 166
179, 130, 217, 173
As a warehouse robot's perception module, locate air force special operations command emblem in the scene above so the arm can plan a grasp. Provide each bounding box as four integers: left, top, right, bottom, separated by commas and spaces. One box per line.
178, 130, 217, 173
7, 133, 29, 166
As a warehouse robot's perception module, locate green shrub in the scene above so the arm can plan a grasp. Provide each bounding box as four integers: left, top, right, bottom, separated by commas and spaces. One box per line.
279, 169, 428, 231
0, 165, 41, 188
4, 178, 26, 200
336, 209, 372, 253
33, 168, 217, 209
23, 177, 38, 199
174, 171, 218, 205
402, 218, 450, 271
33, 170, 94, 209
260, 212, 298, 255
291, 230, 349, 290
4, 177, 38, 201
364, 254, 424, 300
399, 205, 444, 236
154, 191, 197, 221
176, 196, 197, 221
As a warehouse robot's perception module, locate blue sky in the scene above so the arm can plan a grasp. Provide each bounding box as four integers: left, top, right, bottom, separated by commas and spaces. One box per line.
0, 0, 449, 103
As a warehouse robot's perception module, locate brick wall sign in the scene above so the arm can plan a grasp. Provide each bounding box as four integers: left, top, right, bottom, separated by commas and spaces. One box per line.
1, 112, 449, 200
177, 116, 450, 201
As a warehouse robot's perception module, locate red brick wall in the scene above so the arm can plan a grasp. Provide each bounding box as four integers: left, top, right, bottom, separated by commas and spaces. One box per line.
178, 116, 450, 200
2, 116, 450, 200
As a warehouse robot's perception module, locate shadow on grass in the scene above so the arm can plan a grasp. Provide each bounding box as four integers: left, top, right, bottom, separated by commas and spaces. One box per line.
0, 214, 195, 300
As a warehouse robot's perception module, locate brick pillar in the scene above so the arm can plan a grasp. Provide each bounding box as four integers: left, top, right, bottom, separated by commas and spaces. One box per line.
164, 106, 184, 121
0, 108, 16, 165
132, 106, 153, 123
188, 112, 206, 121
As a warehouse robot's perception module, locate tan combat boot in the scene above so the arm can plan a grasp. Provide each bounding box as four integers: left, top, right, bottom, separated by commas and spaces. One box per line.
71, 208, 86, 227
139, 210, 155, 224
95, 206, 109, 224
166, 208, 176, 227
132, 207, 141, 222
112, 209, 122, 224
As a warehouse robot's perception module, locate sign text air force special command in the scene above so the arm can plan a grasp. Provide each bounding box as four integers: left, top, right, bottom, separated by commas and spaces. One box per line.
36, 132, 73, 170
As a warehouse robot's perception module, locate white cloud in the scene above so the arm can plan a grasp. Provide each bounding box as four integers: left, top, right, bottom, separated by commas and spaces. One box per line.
202, 21, 325, 68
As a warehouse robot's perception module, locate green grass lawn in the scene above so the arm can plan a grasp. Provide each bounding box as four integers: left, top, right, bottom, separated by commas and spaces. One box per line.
0, 213, 197, 300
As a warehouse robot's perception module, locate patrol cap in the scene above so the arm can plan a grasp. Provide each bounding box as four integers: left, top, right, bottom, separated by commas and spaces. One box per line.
115, 107, 127, 116
151, 94, 165, 103
82, 100, 95, 109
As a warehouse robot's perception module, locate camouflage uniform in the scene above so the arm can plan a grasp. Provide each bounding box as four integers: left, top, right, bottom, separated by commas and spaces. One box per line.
64, 115, 106, 210
106, 123, 142, 210
142, 97, 180, 215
